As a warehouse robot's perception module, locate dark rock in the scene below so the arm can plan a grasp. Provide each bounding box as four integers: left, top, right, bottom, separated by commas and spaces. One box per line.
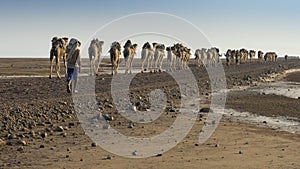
103, 114, 114, 121
155, 153, 163, 157
41, 132, 47, 138
263, 121, 267, 124
18, 140, 27, 146
17, 146, 24, 152
199, 108, 211, 113
6, 140, 13, 146
91, 142, 97, 147
69, 122, 75, 126
40, 145, 45, 148
128, 123, 134, 128
55, 126, 64, 132
8, 134, 17, 139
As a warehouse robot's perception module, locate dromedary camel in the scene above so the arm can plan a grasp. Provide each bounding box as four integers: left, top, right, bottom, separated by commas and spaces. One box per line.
123, 40, 138, 74
109, 41, 121, 75
88, 38, 104, 75
141, 42, 158, 73
49, 37, 68, 79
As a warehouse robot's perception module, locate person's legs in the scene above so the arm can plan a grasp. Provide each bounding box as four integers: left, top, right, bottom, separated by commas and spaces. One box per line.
67, 67, 74, 93
72, 67, 79, 93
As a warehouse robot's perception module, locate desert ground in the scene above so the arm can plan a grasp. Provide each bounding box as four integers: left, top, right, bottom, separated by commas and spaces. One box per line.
0, 58, 300, 169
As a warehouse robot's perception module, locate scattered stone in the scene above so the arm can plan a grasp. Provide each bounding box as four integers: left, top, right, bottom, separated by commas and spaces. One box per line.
67, 148, 71, 151
17, 146, 24, 152
40, 145, 45, 148
130, 105, 137, 112
61, 133, 67, 137
239, 150, 243, 154
55, 126, 64, 132
91, 142, 97, 147
262, 121, 267, 124
215, 144, 219, 147
132, 151, 138, 156
135, 101, 141, 107
40, 132, 47, 138
107, 104, 114, 108
8, 134, 17, 139
199, 108, 210, 113
128, 123, 134, 128
66, 155, 69, 158
19, 140, 27, 146
194, 143, 199, 146
102, 114, 114, 121
69, 122, 75, 127
50, 147, 55, 150
6, 140, 13, 146
102, 155, 112, 160
298, 97, 300, 99
59, 101, 67, 105
155, 153, 163, 157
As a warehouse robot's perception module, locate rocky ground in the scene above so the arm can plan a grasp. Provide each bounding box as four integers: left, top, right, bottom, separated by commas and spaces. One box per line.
0, 58, 300, 168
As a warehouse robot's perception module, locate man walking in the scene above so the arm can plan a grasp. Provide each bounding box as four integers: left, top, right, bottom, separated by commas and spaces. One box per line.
66, 38, 81, 93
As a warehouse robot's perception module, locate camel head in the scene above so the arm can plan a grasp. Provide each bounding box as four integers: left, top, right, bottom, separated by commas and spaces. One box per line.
142, 42, 151, 49
124, 40, 132, 48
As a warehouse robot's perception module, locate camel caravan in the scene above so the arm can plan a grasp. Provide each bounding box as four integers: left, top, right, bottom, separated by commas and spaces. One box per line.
223, 49, 278, 66
49, 37, 281, 77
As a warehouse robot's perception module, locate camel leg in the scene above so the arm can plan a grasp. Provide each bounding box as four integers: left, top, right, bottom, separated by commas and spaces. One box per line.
141, 58, 145, 72
49, 55, 54, 79
159, 56, 163, 72
95, 56, 101, 75
125, 58, 128, 74
63, 54, 67, 77
129, 57, 133, 74
90, 59, 93, 75
55, 56, 61, 79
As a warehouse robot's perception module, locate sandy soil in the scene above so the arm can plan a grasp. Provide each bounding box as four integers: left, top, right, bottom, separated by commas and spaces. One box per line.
0, 58, 300, 169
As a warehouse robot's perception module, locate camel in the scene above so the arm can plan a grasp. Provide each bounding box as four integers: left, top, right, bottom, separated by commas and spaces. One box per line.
166, 46, 177, 71
182, 46, 191, 69
88, 38, 104, 75
49, 37, 68, 79
249, 50, 256, 61
153, 44, 166, 72
173, 43, 186, 70
258, 50, 264, 62
123, 40, 138, 74
141, 42, 158, 73
264, 52, 277, 62
239, 48, 248, 64
225, 49, 233, 65
195, 49, 202, 67
109, 41, 121, 75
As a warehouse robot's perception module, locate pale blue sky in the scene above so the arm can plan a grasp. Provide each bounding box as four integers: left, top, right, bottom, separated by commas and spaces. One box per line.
0, 0, 299, 57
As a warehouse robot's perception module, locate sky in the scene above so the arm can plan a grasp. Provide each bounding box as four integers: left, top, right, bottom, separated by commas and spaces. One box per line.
0, 0, 300, 58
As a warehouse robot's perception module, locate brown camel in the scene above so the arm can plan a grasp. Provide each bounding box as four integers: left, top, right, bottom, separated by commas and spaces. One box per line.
49, 37, 68, 79
109, 41, 121, 75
